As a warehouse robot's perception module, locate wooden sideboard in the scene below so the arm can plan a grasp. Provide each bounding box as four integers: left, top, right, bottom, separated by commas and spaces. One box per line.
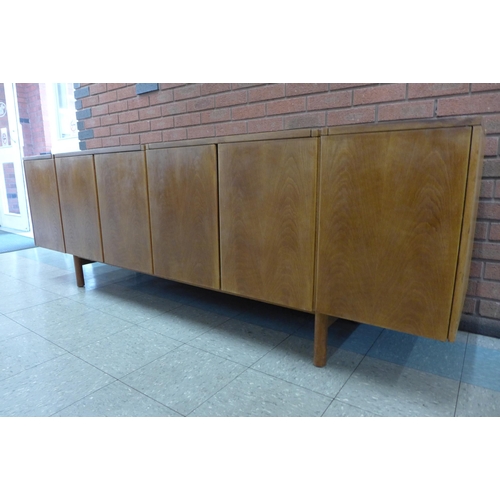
23, 119, 484, 367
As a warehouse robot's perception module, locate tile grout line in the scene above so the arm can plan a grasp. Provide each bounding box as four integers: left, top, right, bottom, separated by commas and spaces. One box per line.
5, 248, 499, 418
183, 333, 306, 416
318, 328, 389, 417
248, 363, 337, 405
48, 378, 119, 417
184, 365, 253, 417
111, 333, 252, 417
454, 332, 470, 417
116, 378, 185, 417
5, 308, 138, 350
318, 350, 367, 417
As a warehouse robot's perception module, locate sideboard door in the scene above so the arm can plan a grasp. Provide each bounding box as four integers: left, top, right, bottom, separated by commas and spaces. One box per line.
55, 155, 103, 262
147, 145, 220, 289
316, 127, 472, 340
23, 157, 65, 253
94, 151, 153, 274
219, 138, 317, 312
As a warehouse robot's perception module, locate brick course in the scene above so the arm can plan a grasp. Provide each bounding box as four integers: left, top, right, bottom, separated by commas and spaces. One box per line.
75, 83, 500, 338
378, 101, 434, 121
201, 83, 231, 95
307, 91, 351, 111
408, 83, 469, 99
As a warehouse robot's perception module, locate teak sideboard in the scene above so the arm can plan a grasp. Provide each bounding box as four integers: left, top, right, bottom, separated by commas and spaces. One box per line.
23, 118, 484, 367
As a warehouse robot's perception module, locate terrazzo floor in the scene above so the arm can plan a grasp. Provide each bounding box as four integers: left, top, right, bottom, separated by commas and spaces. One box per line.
1, 246, 500, 417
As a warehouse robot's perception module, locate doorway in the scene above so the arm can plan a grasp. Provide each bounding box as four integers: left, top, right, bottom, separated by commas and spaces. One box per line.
0, 83, 30, 232
0, 83, 79, 235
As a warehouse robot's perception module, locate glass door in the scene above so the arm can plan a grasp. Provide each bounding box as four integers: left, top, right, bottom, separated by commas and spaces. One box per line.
0, 83, 30, 232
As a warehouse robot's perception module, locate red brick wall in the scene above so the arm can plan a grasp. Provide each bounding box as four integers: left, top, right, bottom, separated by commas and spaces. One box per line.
76, 83, 500, 337
16, 83, 51, 157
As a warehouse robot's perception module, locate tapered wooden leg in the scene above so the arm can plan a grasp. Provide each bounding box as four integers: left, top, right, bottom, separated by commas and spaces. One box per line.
73, 256, 94, 287
314, 312, 337, 367
74, 256, 85, 287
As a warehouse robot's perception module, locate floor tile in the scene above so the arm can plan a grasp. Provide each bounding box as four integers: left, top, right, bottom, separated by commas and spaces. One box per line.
467, 332, 500, 351
293, 319, 383, 355
123, 278, 202, 305
187, 290, 255, 318
0, 287, 62, 314
82, 265, 138, 284
336, 357, 460, 417
187, 318, 288, 366
0, 314, 32, 342
94, 290, 181, 324
0, 274, 42, 295
235, 302, 310, 335
34, 273, 86, 297
72, 325, 182, 378
3, 246, 500, 419
0, 253, 19, 267
329, 322, 384, 354
366, 329, 467, 380
253, 336, 363, 398
0, 332, 66, 381
111, 272, 157, 288
1, 259, 70, 282
121, 344, 246, 415
6, 298, 94, 331
139, 305, 231, 342
53, 381, 182, 417
189, 369, 332, 417
20, 247, 75, 270
0, 354, 114, 417
79, 276, 134, 292
70, 283, 140, 309
30, 310, 135, 351
322, 400, 379, 417
73, 284, 181, 323
66, 264, 140, 290
455, 383, 500, 417
82, 262, 122, 276
462, 342, 500, 392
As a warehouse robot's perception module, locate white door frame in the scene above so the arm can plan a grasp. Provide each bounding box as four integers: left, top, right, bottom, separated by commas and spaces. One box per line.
0, 83, 30, 232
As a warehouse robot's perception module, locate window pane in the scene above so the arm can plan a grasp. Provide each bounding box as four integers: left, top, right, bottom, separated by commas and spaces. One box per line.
55, 83, 77, 139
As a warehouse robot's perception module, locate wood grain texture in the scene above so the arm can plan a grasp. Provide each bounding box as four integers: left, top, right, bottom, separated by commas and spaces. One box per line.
94, 151, 153, 274
23, 158, 65, 252
219, 138, 318, 311
448, 125, 484, 341
147, 145, 220, 289
55, 155, 103, 262
316, 127, 472, 340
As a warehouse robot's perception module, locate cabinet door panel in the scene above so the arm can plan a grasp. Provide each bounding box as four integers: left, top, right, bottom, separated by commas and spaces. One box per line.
23, 158, 65, 252
219, 138, 317, 311
95, 151, 152, 274
316, 127, 471, 340
147, 145, 219, 289
55, 155, 103, 262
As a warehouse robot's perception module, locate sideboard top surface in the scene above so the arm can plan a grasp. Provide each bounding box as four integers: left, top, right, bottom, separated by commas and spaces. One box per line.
325, 117, 482, 136
23, 145, 144, 161
22, 118, 483, 162
147, 128, 319, 150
